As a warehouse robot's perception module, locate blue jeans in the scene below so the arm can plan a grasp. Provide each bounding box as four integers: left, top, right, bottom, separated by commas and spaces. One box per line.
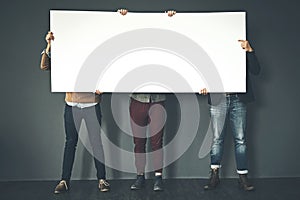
210, 94, 248, 174
62, 104, 106, 181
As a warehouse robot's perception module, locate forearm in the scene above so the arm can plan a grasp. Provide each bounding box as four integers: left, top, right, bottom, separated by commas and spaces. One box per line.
246, 52, 261, 75
45, 42, 51, 54
40, 50, 50, 70
40, 31, 54, 70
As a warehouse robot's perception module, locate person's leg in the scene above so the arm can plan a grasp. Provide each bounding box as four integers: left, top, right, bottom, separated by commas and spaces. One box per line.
229, 95, 254, 191
210, 99, 228, 170
204, 97, 228, 190
55, 104, 80, 194
129, 98, 149, 189
83, 105, 106, 179
148, 101, 165, 191
61, 105, 81, 181
229, 96, 248, 173
149, 101, 165, 173
83, 104, 109, 191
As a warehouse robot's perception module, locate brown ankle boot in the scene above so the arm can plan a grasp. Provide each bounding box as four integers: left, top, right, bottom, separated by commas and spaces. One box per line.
204, 168, 220, 190
238, 174, 254, 191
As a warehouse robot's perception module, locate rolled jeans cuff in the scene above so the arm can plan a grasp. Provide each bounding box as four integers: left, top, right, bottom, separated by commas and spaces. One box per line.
211, 165, 221, 169
237, 169, 248, 174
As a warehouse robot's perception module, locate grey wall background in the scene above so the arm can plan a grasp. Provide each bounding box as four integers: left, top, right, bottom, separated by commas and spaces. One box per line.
1, 0, 300, 181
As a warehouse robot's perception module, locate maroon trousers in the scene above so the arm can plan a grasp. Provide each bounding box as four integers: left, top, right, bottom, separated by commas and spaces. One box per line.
129, 98, 165, 174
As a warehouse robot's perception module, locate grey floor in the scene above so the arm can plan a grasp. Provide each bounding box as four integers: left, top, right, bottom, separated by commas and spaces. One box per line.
1, 178, 300, 200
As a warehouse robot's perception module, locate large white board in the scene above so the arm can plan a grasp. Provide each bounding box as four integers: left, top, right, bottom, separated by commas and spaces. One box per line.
50, 10, 246, 93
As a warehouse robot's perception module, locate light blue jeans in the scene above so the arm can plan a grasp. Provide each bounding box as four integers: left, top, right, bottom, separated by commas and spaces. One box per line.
210, 94, 248, 174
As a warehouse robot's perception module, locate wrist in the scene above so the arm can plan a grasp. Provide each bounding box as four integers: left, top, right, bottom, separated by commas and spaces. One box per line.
246, 48, 253, 52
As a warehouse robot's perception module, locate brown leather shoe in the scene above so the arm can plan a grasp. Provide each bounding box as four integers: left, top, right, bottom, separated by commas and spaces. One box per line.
204, 168, 220, 190
54, 180, 69, 194
238, 174, 255, 191
99, 179, 110, 192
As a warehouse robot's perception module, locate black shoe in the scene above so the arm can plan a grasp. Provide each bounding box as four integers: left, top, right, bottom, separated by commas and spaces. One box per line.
238, 174, 255, 191
99, 179, 110, 192
54, 180, 69, 194
131, 175, 145, 190
153, 176, 164, 191
204, 168, 220, 190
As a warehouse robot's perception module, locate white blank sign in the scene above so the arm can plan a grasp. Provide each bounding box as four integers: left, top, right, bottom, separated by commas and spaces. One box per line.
50, 10, 246, 93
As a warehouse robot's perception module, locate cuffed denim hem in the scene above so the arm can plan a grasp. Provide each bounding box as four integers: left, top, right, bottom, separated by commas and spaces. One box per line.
237, 169, 248, 174
211, 165, 221, 169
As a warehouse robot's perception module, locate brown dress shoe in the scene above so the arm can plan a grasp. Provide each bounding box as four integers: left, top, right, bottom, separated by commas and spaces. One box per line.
99, 179, 110, 192
54, 180, 69, 194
